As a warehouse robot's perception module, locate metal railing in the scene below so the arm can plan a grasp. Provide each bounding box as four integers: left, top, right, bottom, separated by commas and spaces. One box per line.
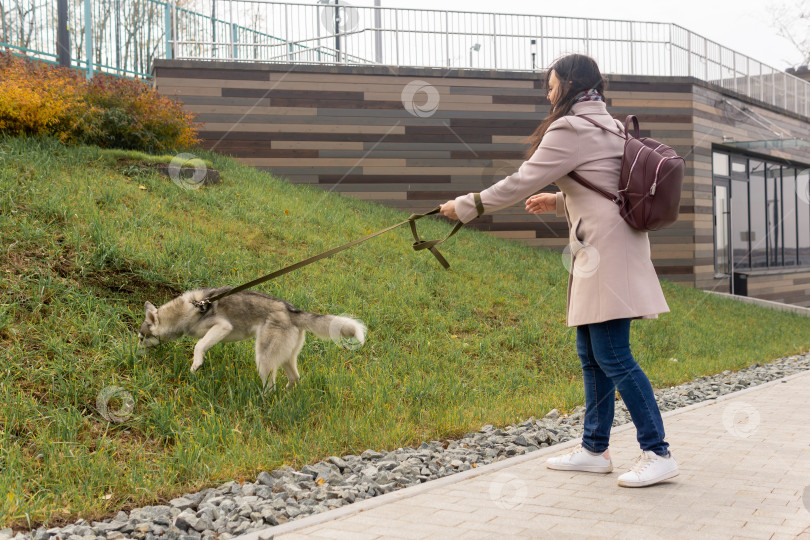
1, 0, 808, 117
165, 1, 810, 118
0, 0, 345, 78
0, 0, 163, 78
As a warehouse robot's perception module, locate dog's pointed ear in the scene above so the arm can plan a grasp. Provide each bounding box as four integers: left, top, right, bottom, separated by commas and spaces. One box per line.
144, 301, 158, 323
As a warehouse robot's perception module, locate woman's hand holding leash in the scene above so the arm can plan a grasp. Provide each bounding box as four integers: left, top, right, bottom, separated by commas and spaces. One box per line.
525, 193, 557, 214
442, 194, 556, 220
439, 200, 459, 221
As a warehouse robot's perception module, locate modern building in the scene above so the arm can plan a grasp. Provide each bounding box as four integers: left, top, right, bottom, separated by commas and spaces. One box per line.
151, 4, 810, 306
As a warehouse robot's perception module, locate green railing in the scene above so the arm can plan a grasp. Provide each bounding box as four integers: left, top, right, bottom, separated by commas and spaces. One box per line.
1, 0, 163, 78
0, 0, 319, 79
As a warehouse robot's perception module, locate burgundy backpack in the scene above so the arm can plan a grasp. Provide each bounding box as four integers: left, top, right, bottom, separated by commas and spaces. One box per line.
568, 115, 685, 232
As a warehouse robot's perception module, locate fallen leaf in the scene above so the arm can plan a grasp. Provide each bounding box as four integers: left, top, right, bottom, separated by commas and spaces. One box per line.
139, 185, 147, 190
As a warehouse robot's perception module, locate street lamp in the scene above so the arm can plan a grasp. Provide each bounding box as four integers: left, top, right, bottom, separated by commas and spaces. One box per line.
469, 43, 481, 67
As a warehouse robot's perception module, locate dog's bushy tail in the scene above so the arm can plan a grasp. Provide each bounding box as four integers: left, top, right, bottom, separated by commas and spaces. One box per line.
292, 312, 367, 347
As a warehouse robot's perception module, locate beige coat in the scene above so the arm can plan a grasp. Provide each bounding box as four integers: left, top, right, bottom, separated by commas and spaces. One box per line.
454, 101, 669, 327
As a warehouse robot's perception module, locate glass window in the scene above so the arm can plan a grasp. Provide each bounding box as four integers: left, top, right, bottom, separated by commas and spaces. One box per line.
731, 179, 750, 269
766, 165, 781, 267
713, 152, 730, 177
731, 158, 747, 178
782, 169, 798, 266
749, 160, 768, 268
799, 169, 810, 266
717, 155, 810, 270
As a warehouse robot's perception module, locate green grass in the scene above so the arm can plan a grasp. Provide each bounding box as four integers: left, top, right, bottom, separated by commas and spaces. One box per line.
93, 148, 215, 170
1, 135, 808, 528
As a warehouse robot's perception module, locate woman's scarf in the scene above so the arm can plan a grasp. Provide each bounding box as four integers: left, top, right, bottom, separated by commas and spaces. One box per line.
573, 88, 604, 103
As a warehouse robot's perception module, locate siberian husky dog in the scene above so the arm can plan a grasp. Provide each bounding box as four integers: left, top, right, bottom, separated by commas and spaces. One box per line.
138, 287, 366, 390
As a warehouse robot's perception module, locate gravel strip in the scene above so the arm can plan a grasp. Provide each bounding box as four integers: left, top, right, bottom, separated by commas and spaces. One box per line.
10, 353, 810, 540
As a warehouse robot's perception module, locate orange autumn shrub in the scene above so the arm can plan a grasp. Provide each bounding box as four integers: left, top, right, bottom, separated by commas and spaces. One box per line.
0, 52, 86, 139
0, 53, 199, 152
83, 73, 200, 152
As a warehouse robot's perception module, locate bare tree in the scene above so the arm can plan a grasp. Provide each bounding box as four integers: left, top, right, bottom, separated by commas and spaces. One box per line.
3, 0, 37, 50
95, 0, 112, 69
771, 0, 810, 66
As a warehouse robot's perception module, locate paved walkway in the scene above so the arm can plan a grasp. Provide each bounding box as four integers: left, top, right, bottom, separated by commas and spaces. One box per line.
241, 371, 810, 540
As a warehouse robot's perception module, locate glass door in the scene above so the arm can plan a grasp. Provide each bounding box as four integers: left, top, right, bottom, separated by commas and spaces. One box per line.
714, 183, 730, 276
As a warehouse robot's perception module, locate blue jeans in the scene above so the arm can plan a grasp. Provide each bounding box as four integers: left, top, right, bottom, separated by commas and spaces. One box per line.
576, 318, 669, 457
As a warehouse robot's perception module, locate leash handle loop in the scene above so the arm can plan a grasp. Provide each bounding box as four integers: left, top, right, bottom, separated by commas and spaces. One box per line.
408, 207, 463, 270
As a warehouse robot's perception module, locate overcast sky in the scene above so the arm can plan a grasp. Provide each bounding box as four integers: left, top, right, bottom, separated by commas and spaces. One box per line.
309, 0, 804, 70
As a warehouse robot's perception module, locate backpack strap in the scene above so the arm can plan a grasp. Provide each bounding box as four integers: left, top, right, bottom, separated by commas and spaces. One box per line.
568, 114, 643, 205
568, 171, 621, 206
624, 115, 640, 138
574, 115, 626, 139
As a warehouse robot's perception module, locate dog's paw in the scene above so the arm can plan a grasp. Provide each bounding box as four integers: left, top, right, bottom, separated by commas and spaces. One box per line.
190, 362, 202, 373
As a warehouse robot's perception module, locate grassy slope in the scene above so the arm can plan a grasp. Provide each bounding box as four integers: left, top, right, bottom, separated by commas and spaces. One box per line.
1, 136, 808, 527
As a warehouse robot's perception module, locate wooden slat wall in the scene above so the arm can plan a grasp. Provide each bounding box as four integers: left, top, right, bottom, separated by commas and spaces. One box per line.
606, 76, 697, 281
745, 272, 810, 307
154, 60, 810, 304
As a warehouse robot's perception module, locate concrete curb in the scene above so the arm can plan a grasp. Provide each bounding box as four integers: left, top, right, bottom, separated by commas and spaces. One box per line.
238, 369, 810, 540
706, 290, 810, 317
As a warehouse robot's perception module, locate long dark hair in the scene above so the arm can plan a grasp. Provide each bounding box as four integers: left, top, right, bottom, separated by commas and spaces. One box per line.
524, 54, 607, 158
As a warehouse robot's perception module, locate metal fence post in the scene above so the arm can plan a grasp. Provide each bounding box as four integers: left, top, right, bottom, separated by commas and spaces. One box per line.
703, 38, 709, 82
286, 3, 291, 62
445, 10, 450, 67
315, 3, 322, 63
230, 0, 237, 59
584, 19, 590, 57
668, 24, 673, 76
492, 13, 497, 70
394, 9, 399, 66
630, 22, 635, 74
687, 30, 692, 77
57, 0, 70, 67
232, 25, 238, 60
746, 57, 750, 97
758, 63, 762, 102
732, 53, 737, 93
375, 0, 382, 63
115, 0, 121, 69
85, 0, 93, 79
794, 77, 798, 115
539, 16, 544, 69
1, 2, 6, 48
213, 1, 218, 59
165, 1, 173, 60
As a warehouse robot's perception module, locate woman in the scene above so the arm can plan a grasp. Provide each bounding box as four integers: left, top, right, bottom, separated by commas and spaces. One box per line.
439, 54, 678, 488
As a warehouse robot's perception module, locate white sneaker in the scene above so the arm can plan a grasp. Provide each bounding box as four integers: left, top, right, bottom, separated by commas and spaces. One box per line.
546, 444, 613, 473
617, 450, 679, 487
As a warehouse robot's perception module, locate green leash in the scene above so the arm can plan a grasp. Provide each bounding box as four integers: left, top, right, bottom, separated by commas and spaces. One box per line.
193, 206, 465, 313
